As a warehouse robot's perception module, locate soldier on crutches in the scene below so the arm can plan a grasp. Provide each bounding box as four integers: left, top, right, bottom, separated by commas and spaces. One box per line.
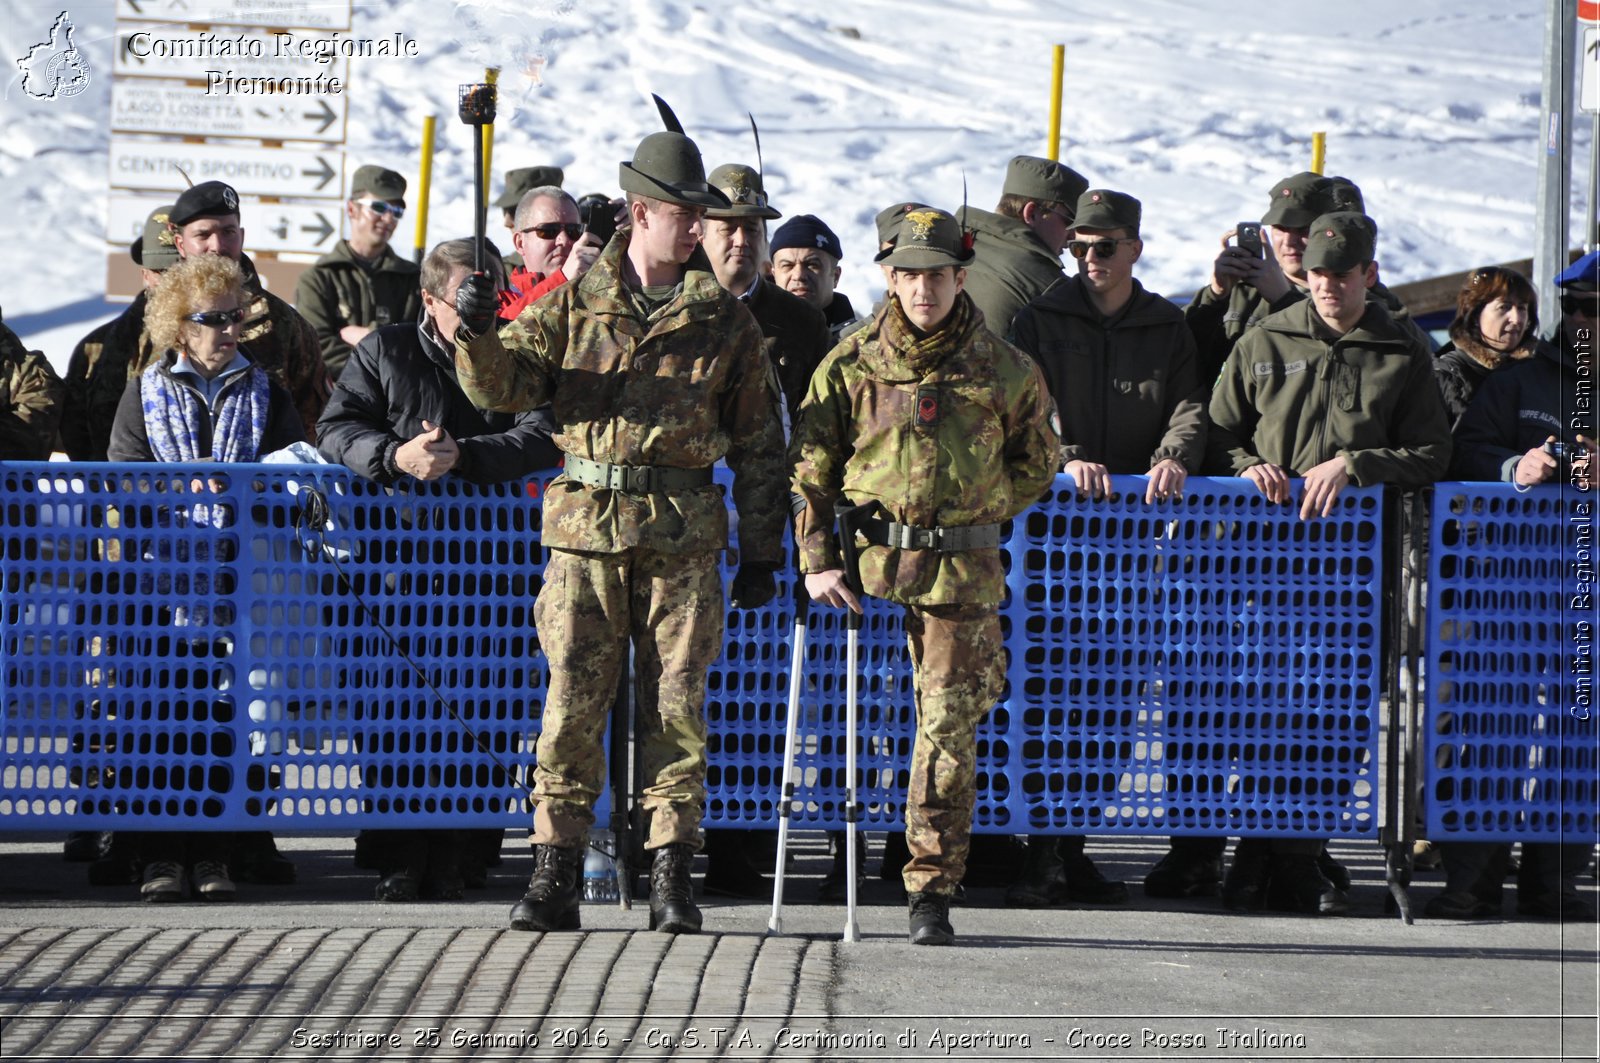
788, 205, 1059, 945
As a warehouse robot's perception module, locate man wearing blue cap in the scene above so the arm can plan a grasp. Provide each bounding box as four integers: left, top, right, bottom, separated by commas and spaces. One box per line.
771, 214, 858, 344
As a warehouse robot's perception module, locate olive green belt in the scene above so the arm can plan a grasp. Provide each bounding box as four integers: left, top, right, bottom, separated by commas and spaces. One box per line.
563, 454, 714, 494
857, 517, 1003, 551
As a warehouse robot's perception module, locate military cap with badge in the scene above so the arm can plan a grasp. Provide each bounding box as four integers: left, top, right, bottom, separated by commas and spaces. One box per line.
170, 180, 241, 227
1302, 211, 1379, 272
129, 203, 179, 271
876, 207, 975, 270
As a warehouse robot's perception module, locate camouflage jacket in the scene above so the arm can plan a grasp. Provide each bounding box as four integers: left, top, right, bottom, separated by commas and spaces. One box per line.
294, 240, 422, 380
454, 226, 787, 564
790, 292, 1059, 606
0, 318, 63, 460
66, 256, 332, 456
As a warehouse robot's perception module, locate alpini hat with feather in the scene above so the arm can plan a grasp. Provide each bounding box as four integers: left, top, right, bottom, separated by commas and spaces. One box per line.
619, 132, 731, 211
875, 207, 975, 270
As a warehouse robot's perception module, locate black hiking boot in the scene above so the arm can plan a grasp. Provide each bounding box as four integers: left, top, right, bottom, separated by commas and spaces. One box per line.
649, 843, 702, 934
908, 891, 955, 946
509, 844, 582, 931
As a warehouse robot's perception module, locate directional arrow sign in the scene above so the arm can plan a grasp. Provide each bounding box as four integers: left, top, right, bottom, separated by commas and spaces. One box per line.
113, 25, 350, 83
109, 193, 345, 255
1584, 28, 1599, 114
110, 137, 346, 199
112, 80, 348, 143
116, 0, 352, 30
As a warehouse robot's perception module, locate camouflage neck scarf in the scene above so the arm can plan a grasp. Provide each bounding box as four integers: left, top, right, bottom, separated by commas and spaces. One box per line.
883, 291, 974, 375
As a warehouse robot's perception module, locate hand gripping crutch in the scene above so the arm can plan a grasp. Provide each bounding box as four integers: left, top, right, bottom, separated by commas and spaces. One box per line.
833, 501, 866, 943
766, 569, 808, 934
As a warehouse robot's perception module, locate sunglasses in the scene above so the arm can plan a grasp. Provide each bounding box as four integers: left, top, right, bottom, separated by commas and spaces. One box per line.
185, 307, 247, 328
357, 199, 405, 219
1561, 293, 1598, 317
1066, 237, 1137, 260
519, 222, 585, 241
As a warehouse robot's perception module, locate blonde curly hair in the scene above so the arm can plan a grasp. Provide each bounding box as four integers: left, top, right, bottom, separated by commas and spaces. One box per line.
144, 254, 246, 355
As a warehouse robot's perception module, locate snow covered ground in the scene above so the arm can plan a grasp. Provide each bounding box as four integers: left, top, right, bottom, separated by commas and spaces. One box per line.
0, 0, 1593, 372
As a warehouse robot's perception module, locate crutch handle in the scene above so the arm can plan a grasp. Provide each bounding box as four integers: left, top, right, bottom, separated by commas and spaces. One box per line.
833, 500, 865, 633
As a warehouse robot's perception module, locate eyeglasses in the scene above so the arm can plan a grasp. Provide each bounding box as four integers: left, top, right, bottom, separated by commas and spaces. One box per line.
1561, 293, 1598, 317
1040, 205, 1074, 225
1067, 237, 1137, 260
518, 222, 584, 241
357, 199, 405, 219
185, 307, 247, 328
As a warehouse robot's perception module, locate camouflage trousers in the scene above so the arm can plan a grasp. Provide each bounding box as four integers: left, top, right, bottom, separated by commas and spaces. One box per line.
530, 547, 724, 851
901, 602, 1005, 895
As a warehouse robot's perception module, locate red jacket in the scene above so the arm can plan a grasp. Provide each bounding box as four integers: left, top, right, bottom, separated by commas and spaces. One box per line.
498, 265, 567, 320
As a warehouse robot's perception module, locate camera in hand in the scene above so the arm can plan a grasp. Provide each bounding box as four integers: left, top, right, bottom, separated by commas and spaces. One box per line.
578, 193, 618, 249
1543, 439, 1589, 464
1234, 222, 1264, 258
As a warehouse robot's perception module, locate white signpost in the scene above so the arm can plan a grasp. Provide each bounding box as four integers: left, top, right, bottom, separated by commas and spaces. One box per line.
1583, 27, 1598, 114
109, 193, 343, 257
109, 137, 345, 198
112, 80, 347, 142
115, 0, 352, 31
113, 25, 351, 83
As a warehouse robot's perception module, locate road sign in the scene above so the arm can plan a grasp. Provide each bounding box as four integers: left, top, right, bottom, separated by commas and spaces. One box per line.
110, 137, 345, 198
1581, 0, 1600, 23
108, 193, 343, 256
112, 80, 346, 142
115, 0, 351, 31
1584, 28, 1599, 114
113, 25, 350, 83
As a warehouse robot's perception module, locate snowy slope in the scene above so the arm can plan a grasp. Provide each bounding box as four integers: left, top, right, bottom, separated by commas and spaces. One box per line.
0, 0, 1591, 371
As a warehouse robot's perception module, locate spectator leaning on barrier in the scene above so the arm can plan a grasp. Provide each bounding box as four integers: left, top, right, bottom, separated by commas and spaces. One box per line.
317, 237, 559, 904
1206, 211, 1451, 915
498, 187, 603, 321
105, 254, 305, 903
791, 207, 1059, 946
452, 127, 787, 937
770, 214, 860, 345
0, 308, 63, 461
293, 164, 422, 380
62, 204, 176, 461
495, 165, 565, 269
1432, 266, 1541, 425
961, 155, 1089, 339
1007, 188, 1207, 910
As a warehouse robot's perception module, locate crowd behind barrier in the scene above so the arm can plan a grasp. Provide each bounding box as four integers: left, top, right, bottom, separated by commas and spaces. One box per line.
0, 463, 1591, 845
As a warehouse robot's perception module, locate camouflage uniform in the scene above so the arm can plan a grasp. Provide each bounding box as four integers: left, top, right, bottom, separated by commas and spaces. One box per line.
0, 317, 63, 460
455, 226, 786, 850
63, 254, 332, 457
790, 291, 1059, 893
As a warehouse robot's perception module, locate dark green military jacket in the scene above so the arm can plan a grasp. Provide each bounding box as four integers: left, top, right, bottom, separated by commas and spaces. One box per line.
1185, 277, 1433, 387
790, 293, 1059, 607
294, 240, 422, 379
61, 294, 147, 461
1206, 299, 1451, 487
961, 207, 1065, 340
455, 225, 787, 565
0, 318, 63, 460
1011, 277, 1206, 474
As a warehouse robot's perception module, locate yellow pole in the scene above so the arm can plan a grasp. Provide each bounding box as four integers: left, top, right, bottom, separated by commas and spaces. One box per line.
1311, 131, 1326, 175
414, 115, 436, 263
482, 67, 500, 198
1047, 44, 1065, 161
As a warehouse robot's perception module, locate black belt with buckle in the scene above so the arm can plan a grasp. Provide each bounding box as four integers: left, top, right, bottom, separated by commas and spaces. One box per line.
857, 516, 1003, 551
564, 455, 714, 494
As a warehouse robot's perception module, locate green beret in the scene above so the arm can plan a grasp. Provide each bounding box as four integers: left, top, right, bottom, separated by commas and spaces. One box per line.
1071, 189, 1141, 235
1303, 212, 1378, 272
1002, 155, 1089, 209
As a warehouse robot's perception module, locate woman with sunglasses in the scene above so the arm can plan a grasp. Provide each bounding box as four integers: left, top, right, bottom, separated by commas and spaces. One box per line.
106, 254, 305, 902
1432, 266, 1540, 425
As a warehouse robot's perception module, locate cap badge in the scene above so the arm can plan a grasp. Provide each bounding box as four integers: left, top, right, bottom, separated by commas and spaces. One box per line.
815, 235, 828, 248
1090, 193, 1101, 202
222, 186, 238, 211
905, 210, 942, 241
1324, 228, 1335, 237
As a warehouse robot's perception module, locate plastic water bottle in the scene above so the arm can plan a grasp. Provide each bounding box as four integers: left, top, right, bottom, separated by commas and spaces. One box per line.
582, 829, 619, 903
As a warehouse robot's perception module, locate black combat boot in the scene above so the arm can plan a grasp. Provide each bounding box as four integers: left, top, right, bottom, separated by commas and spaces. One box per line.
1144, 837, 1226, 899
1267, 852, 1348, 915
1059, 835, 1130, 904
1221, 838, 1272, 912
1004, 835, 1068, 908
908, 890, 955, 946
509, 844, 583, 931
649, 843, 703, 934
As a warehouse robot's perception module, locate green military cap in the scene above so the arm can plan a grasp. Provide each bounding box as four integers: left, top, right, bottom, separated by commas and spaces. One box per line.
874, 207, 974, 270
129, 203, 179, 271
350, 164, 406, 203
495, 165, 565, 209
705, 163, 781, 220
874, 201, 928, 246
1302, 211, 1378, 272
1262, 171, 1362, 229
1322, 176, 1365, 214
1071, 188, 1141, 235
618, 132, 730, 211
1002, 155, 1089, 209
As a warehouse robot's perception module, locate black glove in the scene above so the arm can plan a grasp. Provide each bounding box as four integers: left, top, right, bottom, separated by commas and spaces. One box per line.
729, 564, 777, 610
453, 271, 499, 339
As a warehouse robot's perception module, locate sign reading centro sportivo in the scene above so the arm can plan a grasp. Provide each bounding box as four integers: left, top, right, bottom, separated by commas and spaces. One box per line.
109, 137, 345, 199
116, 0, 352, 31
113, 80, 348, 142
